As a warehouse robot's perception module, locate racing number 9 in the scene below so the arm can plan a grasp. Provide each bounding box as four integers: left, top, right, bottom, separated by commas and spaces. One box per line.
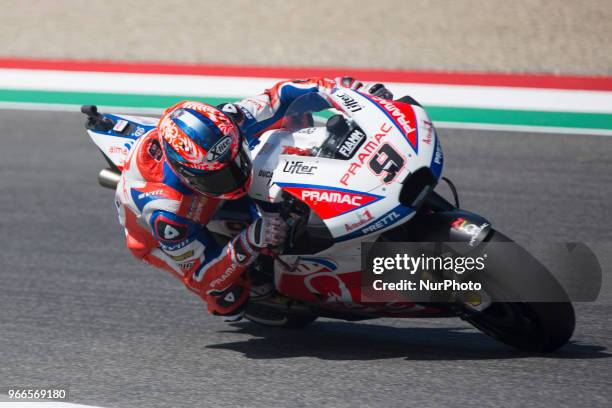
369, 144, 404, 183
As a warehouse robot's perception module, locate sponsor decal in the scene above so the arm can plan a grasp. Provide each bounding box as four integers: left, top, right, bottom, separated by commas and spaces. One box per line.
239, 105, 254, 120
337, 205, 413, 241
109, 146, 128, 156
344, 209, 374, 231
137, 189, 164, 200
113, 119, 128, 132
434, 138, 443, 165
220, 103, 238, 114
296, 127, 317, 134
422, 119, 433, 145
430, 135, 443, 179
340, 122, 391, 186
280, 184, 382, 219
169, 249, 195, 262
134, 126, 146, 137
282, 160, 317, 175
451, 218, 490, 247
109, 145, 129, 155
154, 217, 188, 242
206, 136, 232, 161
361, 211, 402, 234
209, 263, 238, 288
220, 103, 245, 125
209, 285, 244, 308
338, 128, 366, 159
258, 169, 273, 178
302, 190, 363, 206
178, 261, 195, 271
118, 140, 136, 166
370, 96, 418, 152
163, 225, 181, 240
161, 239, 190, 252
130, 186, 165, 212
335, 92, 363, 112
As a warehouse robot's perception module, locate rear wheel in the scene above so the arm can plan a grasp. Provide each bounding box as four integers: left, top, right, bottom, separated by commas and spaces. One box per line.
462, 231, 575, 352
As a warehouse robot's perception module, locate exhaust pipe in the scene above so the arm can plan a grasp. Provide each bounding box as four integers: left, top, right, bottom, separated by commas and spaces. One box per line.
98, 168, 121, 189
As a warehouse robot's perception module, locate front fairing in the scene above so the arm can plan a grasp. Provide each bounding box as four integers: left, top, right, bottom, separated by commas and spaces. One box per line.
248, 89, 444, 242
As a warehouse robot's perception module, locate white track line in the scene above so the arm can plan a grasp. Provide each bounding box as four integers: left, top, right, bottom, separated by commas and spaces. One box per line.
1, 68, 612, 113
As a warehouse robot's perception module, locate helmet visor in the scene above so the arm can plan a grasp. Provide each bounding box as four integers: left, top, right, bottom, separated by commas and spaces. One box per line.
171, 146, 252, 197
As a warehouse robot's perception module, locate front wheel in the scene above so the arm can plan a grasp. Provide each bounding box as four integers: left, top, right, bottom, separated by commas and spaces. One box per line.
464, 301, 575, 352
462, 231, 575, 352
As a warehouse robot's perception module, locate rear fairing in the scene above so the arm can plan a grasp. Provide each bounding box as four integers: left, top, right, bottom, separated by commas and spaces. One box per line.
87, 113, 157, 170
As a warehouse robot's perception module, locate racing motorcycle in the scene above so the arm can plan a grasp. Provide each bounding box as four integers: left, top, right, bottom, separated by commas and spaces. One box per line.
83, 88, 575, 352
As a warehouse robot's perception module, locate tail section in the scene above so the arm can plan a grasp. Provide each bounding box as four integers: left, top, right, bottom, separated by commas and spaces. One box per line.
82, 105, 158, 189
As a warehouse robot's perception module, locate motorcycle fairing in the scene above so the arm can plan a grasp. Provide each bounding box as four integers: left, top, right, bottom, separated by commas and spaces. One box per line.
278, 183, 384, 220
258, 89, 440, 243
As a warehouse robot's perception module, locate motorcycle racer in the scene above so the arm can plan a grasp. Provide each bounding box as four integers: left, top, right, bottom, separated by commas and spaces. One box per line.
115, 77, 393, 321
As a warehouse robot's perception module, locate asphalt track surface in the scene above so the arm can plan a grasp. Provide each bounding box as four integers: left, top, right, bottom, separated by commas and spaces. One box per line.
0, 110, 611, 408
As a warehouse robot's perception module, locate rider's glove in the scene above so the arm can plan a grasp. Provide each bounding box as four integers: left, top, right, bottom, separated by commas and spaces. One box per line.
335, 76, 363, 91
363, 83, 394, 100
335, 77, 394, 100
246, 212, 288, 249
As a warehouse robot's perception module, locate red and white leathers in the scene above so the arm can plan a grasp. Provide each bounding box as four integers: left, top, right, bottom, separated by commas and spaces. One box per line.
115, 77, 341, 320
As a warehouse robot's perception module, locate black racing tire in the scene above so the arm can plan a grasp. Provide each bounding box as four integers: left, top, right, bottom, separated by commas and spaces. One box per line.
463, 231, 575, 352
244, 301, 318, 329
